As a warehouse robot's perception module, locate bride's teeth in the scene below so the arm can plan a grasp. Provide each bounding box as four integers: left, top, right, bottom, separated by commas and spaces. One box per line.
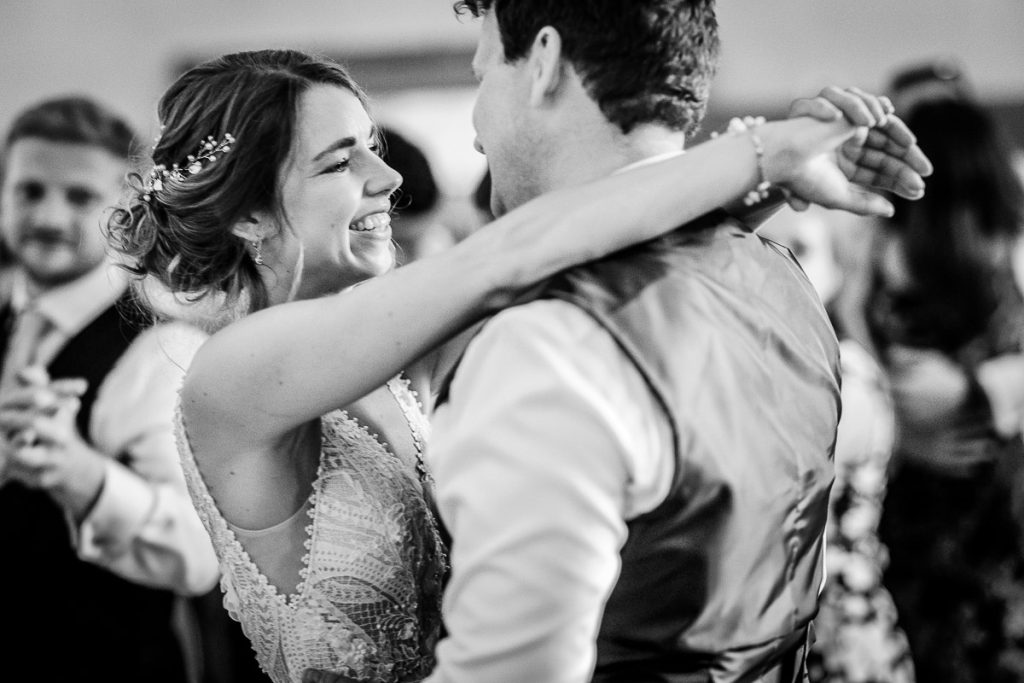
350, 213, 390, 232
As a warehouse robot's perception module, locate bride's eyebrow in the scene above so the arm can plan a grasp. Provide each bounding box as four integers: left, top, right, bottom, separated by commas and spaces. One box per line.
312, 136, 356, 162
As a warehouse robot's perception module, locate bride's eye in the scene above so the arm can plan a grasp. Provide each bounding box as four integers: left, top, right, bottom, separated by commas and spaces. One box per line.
326, 159, 350, 174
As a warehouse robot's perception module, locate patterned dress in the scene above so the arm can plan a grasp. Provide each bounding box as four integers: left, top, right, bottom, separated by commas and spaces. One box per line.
177, 377, 446, 683
807, 340, 915, 683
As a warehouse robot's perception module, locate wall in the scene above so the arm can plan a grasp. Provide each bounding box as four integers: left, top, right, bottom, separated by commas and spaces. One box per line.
713, 1, 1024, 105
0, 0, 479, 137
2, 0, 1022, 193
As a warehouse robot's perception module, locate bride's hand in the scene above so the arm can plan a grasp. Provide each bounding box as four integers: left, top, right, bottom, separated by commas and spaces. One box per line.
758, 87, 932, 216
796, 86, 932, 200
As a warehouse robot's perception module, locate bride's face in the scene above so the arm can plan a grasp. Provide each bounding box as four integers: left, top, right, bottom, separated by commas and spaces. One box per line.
262, 84, 403, 302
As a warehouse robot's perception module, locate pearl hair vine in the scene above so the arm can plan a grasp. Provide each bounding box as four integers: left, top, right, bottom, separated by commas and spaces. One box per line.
142, 133, 236, 202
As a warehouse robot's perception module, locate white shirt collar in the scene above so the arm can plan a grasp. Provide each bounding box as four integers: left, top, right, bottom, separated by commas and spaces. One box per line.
612, 149, 686, 176
11, 261, 129, 336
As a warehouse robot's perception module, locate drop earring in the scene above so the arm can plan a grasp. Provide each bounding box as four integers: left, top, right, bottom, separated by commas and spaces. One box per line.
252, 237, 264, 265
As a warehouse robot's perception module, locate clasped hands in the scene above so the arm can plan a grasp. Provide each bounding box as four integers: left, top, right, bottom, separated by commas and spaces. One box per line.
761, 85, 933, 217
0, 366, 106, 519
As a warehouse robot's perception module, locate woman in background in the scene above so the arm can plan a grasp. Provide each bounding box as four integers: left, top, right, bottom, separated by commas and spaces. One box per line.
861, 97, 1024, 683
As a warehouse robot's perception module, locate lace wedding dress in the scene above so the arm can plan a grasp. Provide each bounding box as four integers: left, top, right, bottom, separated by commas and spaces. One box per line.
177, 377, 446, 683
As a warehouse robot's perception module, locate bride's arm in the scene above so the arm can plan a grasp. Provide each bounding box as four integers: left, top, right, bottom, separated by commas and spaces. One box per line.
183, 111, 928, 443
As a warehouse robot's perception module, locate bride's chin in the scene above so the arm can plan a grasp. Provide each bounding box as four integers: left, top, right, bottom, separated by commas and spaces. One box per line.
361, 245, 397, 275
332, 257, 396, 290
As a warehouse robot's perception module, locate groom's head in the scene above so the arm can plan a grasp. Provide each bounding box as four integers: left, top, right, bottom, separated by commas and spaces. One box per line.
455, 0, 719, 215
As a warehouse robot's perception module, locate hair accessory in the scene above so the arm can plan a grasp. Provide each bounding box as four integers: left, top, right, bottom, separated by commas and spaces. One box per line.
711, 116, 771, 206
151, 124, 166, 152
142, 133, 236, 202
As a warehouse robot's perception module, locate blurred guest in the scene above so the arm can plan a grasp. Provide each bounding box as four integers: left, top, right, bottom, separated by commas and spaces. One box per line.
0, 96, 220, 682
380, 128, 493, 409
857, 97, 1024, 683
762, 207, 916, 683
886, 57, 970, 114
381, 126, 461, 262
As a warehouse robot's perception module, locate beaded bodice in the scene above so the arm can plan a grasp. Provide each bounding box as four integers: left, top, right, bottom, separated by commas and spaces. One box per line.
176, 377, 445, 683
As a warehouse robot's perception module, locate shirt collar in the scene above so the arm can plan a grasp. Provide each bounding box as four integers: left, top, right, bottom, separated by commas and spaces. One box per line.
612, 150, 686, 176
11, 261, 128, 336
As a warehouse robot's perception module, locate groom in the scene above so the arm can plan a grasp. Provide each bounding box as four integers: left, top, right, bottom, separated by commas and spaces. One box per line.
420, 2, 931, 682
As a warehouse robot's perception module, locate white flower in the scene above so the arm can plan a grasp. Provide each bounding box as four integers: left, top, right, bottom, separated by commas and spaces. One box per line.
826, 548, 850, 576
840, 504, 879, 541
851, 462, 886, 496
842, 593, 872, 619
841, 553, 879, 592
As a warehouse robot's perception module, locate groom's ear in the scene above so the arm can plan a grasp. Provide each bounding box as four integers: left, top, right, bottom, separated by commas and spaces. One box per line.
527, 26, 565, 107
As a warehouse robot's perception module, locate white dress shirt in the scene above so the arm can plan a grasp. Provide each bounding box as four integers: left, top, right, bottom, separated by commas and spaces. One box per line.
425, 299, 673, 683
4, 263, 218, 595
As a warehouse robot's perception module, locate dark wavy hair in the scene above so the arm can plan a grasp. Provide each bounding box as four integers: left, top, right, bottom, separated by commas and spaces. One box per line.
107, 49, 367, 319
889, 98, 1024, 350
454, 0, 719, 136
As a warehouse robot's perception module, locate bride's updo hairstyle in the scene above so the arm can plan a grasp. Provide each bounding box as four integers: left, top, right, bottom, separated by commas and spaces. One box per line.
108, 49, 368, 322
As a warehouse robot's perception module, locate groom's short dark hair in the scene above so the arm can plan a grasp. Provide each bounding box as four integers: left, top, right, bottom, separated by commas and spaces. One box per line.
454, 0, 719, 136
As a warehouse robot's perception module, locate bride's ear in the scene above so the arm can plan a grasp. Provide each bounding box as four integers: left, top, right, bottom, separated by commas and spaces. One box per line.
231, 214, 270, 265
230, 215, 264, 244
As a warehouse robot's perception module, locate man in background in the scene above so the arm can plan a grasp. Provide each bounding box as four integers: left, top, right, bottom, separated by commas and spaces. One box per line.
0, 96, 218, 683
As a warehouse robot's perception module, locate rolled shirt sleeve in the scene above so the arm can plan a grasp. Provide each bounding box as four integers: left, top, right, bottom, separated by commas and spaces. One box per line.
74, 321, 219, 595
424, 300, 673, 683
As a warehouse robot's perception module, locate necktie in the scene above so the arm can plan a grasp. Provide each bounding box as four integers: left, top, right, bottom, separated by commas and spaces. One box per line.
0, 305, 50, 395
